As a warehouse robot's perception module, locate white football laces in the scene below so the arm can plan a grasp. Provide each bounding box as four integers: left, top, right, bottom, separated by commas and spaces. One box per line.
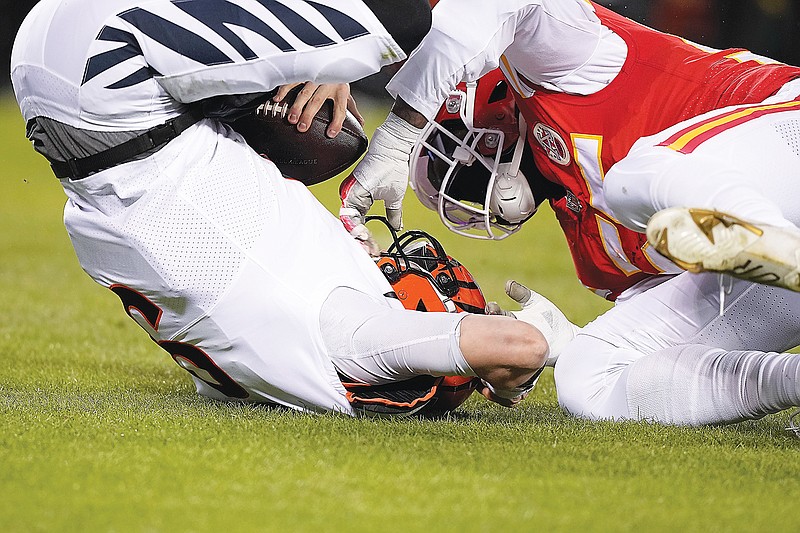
256, 100, 289, 119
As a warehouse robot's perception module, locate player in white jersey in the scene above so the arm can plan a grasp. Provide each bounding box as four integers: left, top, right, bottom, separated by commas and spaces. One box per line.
341, 0, 800, 427
11, 0, 549, 415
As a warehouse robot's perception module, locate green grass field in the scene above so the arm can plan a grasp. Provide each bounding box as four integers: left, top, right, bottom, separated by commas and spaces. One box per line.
1, 95, 798, 532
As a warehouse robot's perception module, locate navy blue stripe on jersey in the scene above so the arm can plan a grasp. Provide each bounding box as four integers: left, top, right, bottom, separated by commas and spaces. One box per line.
119, 8, 234, 66
83, 27, 143, 84
175, 0, 295, 57
253, 0, 335, 47
82, 1, 378, 90
106, 67, 156, 89
306, 1, 369, 41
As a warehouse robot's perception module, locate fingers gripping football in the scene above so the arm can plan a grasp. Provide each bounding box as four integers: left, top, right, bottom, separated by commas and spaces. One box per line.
231, 84, 367, 186
275, 82, 363, 137
340, 112, 423, 231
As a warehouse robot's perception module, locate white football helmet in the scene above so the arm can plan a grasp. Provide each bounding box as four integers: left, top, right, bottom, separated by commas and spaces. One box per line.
409, 69, 538, 240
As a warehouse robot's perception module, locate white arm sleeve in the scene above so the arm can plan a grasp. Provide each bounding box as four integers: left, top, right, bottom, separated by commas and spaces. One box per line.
386, 0, 525, 119
12, 0, 404, 128
320, 288, 473, 384
132, 0, 404, 103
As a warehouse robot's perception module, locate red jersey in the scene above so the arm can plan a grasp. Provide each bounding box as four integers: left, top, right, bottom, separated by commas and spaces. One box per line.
510, 3, 800, 300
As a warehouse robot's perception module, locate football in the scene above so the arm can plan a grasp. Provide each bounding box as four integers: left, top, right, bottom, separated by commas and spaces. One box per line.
231, 88, 368, 186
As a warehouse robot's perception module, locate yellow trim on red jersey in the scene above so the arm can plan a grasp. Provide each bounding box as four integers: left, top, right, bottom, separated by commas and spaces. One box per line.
499, 54, 528, 97
571, 133, 604, 208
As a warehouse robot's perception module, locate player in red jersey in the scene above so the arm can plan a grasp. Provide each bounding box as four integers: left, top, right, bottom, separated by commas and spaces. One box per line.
409, 67, 679, 301
342, 0, 800, 428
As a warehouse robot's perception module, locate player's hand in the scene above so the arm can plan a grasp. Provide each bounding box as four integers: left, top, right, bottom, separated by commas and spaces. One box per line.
339, 175, 381, 257
477, 381, 527, 408
273, 82, 363, 138
485, 301, 514, 317
499, 280, 580, 367
340, 112, 422, 231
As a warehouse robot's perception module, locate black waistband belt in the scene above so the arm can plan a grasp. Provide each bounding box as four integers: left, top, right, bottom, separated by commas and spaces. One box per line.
51, 109, 203, 180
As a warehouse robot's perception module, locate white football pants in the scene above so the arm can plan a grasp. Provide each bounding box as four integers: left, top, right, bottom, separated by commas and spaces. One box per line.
555, 271, 800, 424
578, 78, 800, 425
60, 119, 472, 415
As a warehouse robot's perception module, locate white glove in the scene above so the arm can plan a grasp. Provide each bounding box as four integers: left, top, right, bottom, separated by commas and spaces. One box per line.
339, 175, 380, 256
488, 280, 580, 367
339, 112, 422, 231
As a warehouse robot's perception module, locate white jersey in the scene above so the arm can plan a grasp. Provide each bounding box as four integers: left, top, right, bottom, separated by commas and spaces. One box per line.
12, 0, 403, 130
387, 0, 626, 119
11, 0, 411, 414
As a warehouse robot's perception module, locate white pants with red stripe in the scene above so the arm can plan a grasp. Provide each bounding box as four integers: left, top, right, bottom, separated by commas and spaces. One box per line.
605, 78, 800, 232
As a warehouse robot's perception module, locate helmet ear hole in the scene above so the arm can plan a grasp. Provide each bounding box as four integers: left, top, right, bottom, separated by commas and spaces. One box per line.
435, 272, 458, 297
380, 261, 401, 284
487, 79, 509, 104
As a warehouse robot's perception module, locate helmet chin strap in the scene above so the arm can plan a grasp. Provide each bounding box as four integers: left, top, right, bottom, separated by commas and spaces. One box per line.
463, 81, 477, 131
488, 112, 536, 227
500, 112, 527, 178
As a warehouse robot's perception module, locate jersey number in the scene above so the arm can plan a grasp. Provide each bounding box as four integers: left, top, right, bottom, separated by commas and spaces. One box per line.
110, 284, 249, 399
571, 134, 676, 274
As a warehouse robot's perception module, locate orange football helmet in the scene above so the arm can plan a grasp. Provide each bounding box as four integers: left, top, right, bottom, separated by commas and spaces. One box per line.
371, 217, 487, 314
340, 217, 485, 416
